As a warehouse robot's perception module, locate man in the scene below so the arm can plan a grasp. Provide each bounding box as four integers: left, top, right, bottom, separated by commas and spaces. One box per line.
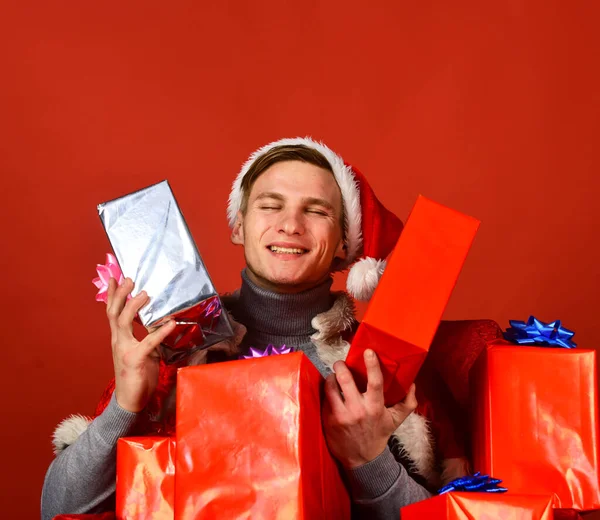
41, 137, 433, 519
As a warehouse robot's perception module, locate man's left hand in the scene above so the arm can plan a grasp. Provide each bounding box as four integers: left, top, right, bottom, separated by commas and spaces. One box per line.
322, 349, 418, 469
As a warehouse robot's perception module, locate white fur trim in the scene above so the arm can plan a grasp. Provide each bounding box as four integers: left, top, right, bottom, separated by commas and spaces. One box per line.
311, 292, 356, 342
227, 137, 362, 269
314, 337, 351, 371
346, 257, 386, 301
52, 414, 92, 454
440, 457, 471, 486
311, 292, 355, 369
393, 413, 438, 488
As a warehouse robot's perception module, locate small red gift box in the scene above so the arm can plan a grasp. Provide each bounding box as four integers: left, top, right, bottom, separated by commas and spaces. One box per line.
472, 340, 600, 510
116, 436, 175, 519
346, 195, 480, 405
175, 352, 350, 519
401, 492, 554, 519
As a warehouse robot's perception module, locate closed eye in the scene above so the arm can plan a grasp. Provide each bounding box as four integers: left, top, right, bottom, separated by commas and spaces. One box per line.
260, 206, 281, 210
307, 209, 329, 216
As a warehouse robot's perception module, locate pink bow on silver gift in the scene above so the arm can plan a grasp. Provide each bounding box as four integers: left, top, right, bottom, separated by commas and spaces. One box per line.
92, 253, 127, 303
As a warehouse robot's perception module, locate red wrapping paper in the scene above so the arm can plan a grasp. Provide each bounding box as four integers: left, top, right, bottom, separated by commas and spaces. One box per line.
401, 492, 554, 519
346, 195, 480, 406
554, 510, 600, 520
116, 436, 175, 519
175, 352, 350, 519
472, 340, 600, 510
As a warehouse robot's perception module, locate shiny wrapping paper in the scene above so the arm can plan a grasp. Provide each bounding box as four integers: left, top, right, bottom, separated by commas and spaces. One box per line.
175, 352, 350, 519
346, 195, 480, 406
472, 340, 600, 510
98, 181, 233, 362
116, 436, 175, 520
401, 492, 554, 519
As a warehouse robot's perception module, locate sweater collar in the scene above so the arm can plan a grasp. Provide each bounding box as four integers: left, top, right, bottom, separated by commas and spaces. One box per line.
231, 269, 334, 347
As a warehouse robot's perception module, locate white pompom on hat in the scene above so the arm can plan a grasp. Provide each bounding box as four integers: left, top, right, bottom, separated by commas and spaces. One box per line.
227, 137, 404, 301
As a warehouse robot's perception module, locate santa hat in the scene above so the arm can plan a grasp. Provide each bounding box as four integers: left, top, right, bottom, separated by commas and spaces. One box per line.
227, 137, 404, 301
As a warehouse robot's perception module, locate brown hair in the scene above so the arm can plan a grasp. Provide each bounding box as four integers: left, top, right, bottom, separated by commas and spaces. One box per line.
239, 144, 346, 236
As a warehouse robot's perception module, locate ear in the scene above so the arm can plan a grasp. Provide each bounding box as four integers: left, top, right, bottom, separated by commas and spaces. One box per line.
230, 211, 245, 246
334, 239, 348, 261
330, 240, 347, 272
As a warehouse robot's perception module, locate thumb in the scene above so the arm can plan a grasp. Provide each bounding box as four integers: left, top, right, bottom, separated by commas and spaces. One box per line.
389, 384, 418, 428
140, 320, 176, 356
401, 383, 418, 409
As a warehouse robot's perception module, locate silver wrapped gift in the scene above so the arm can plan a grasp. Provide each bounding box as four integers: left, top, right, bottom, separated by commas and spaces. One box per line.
98, 180, 233, 363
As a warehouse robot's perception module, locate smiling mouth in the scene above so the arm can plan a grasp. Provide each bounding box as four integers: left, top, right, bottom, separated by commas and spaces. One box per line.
267, 245, 309, 255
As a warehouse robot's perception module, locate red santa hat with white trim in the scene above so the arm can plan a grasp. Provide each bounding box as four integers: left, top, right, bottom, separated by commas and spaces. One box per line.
227, 137, 404, 301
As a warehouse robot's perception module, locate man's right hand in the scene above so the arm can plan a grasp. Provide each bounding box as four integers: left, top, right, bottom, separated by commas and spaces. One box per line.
322, 349, 418, 469
106, 277, 176, 413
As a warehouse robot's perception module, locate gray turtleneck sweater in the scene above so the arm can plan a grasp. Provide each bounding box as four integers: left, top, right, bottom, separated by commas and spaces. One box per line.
41, 271, 431, 519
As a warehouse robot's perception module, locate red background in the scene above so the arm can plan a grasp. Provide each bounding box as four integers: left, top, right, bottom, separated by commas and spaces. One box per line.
1, 2, 599, 517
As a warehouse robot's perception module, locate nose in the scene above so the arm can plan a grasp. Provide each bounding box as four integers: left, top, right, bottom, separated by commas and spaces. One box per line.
278, 209, 305, 236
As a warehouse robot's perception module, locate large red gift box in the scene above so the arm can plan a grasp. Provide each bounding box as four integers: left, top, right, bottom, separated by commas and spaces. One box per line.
116, 436, 175, 519
472, 340, 600, 510
346, 195, 480, 405
175, 352, 350, 519
401, 492, 554, 519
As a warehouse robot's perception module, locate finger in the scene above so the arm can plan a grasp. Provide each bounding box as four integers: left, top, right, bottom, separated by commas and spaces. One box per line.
402, 383, 418, 410
332, 360, 362, 404
106, 278, 119, 331
107, 277, 134, 327
117, 290, 150, 333
389, 384, 418, 425
139, 320, 176, 355
364, 349, 385, 407
107, 277, 117, 304
324, 373, 346, 416
392, 383, 419, 415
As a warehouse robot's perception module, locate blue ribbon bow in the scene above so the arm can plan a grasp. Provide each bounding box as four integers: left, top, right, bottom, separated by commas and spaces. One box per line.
438, 472, 508, 494
504, 316, 576, 349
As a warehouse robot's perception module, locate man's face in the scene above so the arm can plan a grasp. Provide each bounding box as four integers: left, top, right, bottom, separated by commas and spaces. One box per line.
231, 160, 346, 293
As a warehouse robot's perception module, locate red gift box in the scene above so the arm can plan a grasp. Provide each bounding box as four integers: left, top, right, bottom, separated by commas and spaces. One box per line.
401, 492, 554, 519
116, 436, 175, 519
472, 340, 600, 510
175, 352, 350, 519
346, 195, 480, 405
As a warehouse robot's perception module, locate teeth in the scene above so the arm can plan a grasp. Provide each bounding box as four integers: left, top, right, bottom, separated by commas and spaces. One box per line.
269, 246, 306, 254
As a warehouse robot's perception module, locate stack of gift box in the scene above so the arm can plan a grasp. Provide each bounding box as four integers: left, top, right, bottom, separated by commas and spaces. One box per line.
401, 332, 600, 519
115, 351, 351, 519
357, 195, 600, 518
55, 183, 600, 519
374, 199, 600, 518
92, 181, 351, 519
